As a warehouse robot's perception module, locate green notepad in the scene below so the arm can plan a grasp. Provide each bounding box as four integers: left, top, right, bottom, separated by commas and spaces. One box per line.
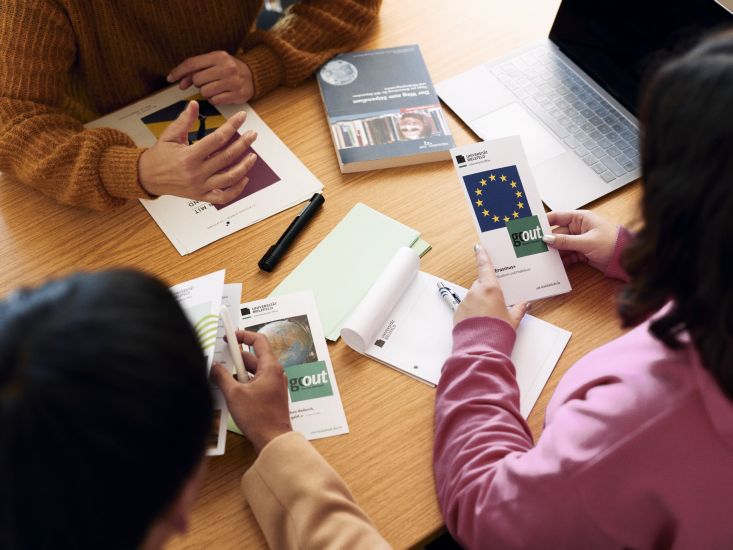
270, 203, 430, 340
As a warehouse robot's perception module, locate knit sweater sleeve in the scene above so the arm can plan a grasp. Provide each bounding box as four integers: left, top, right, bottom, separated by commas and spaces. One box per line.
0, 1, 150, 210
239, 0, 382, 99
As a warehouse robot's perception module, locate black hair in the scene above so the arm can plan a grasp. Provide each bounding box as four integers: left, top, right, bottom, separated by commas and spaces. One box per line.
0, 270, 213, 549
620, 31, 733, 398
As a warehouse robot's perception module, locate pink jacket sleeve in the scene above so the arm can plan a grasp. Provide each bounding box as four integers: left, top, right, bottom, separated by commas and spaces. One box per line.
603, 226, 634, 282
433, 318, 610, 548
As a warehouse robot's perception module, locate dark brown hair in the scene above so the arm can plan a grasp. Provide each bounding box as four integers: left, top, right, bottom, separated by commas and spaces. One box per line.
620, 31, 733, 397
0, 271, 213, 549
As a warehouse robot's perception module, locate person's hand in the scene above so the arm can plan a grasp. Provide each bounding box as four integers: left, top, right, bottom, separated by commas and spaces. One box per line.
138, 100, 258, 204
544, 210, 619, 272
167, 51, 254, 105
454, 244, 529, 330
210, 330, 292, 454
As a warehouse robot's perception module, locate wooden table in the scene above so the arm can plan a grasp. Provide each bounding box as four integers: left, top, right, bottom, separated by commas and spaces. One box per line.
0, 0, 642, 548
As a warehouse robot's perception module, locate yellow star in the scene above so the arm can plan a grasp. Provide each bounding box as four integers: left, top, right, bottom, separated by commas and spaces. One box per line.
500, 175, 508, 182
482, 209, 490, 217
512, 211, 519, 218
480, 178, 487, 186
474, 188, 482, 196
517, 202, 524, 209
475, 199, 483, 207
492, 215, 500, 223
489, 174, 496, 181
515, 191, 523, 198
510, 181, 517, 188
503, 216, 510, 223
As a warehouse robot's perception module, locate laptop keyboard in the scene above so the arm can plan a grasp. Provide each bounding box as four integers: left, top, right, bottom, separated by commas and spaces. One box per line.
491, 47, 640, 184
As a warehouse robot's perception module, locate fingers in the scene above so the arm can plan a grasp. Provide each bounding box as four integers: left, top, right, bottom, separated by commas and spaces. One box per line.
202, 176, 248, 205
191, 111, 247, 160
205, 151, 256, 191
190, 65, 226, 89
474, 243, 499, 286
159, 101, 199, 143
547, 210, 581, 228
210, 92, 240, 106
204, 131, 257, 174
542, 231, 595, 253
507, 302, 530, 329
167, 52, 220, 83
242, 350, 259, 374
178, 75, 193, 90
211, 362, 238, 394
236, 330, 278, 364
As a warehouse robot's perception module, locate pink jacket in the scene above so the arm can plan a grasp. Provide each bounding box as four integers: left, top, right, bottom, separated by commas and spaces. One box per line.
434, 230, 733, 549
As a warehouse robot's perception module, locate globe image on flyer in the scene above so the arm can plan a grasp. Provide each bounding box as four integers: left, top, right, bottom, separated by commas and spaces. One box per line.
319, 59, 358, 86
253, 316, 317, 367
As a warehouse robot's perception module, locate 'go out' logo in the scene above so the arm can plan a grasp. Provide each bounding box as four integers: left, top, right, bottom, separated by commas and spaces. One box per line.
505, 215, 548, 258
286, 361, 333, 402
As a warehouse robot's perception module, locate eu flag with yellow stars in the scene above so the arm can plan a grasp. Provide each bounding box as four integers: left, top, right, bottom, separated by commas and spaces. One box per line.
462, 165, 531, 232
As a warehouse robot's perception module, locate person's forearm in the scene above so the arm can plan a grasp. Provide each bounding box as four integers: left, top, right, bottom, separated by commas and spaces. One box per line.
239, 0, 381, 98
434, 317, 535, 547
0, 100, 148, 210
0, 1, 149, 210
242, 432, 391, 550
603, 226, 634, 282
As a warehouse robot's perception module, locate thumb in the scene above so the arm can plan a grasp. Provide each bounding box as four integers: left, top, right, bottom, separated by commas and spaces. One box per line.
542, 231, 595, 254
160, 100, 199, 144
210, 362, 238, 395
507, 302, 530, 330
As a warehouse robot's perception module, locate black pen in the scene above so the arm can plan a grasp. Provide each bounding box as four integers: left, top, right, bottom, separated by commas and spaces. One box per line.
258, 193, 325, 272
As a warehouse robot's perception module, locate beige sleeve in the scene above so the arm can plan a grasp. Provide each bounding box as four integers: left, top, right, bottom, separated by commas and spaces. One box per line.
241, 432, 392, 550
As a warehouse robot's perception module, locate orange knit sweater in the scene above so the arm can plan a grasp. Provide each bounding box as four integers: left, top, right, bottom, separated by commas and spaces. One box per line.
0, 1, 380, 210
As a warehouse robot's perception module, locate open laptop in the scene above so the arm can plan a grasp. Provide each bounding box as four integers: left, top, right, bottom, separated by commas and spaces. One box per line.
436, 0, 732, 211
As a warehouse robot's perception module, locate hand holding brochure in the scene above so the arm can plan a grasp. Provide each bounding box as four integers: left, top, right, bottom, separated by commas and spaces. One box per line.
451, 136, 571, 304
340, 247, 572, 417
230, 290, 349, 440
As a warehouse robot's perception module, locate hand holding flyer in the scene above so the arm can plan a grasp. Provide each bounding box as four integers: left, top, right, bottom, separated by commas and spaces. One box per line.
451, 136, 571, 304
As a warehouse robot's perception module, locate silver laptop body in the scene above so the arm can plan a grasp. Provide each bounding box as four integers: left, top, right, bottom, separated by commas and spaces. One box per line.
437, 40, 641, 211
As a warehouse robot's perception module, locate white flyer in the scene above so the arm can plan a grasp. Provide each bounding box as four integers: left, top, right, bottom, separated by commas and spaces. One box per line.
170, 270, 229, 456
451, 136, 571, 304
230, 290, 349, 441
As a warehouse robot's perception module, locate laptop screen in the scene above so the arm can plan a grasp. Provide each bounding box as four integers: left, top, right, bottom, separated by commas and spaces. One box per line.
549, 0, 732, 114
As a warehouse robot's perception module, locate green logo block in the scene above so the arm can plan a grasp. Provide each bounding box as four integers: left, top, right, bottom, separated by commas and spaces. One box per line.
286, 361, 333, 402
506, 215, 548, 258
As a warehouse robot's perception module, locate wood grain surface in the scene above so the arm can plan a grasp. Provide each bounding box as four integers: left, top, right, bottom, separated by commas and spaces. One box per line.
0, 0, 643, 548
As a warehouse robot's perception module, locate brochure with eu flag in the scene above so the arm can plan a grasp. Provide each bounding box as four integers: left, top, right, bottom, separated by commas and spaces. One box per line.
451, 136, 571, 304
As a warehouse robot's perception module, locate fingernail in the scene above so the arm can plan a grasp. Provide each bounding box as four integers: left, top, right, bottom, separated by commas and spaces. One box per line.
525, 302, 532, 311
166, 73, 173, 82
542, 235, 556, 244
474, 243, 481, 253
247, 153, 258, 163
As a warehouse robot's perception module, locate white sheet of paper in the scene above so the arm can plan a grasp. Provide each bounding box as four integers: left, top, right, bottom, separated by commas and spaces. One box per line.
341, 248, 571, 418
170, 270, 230, 455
